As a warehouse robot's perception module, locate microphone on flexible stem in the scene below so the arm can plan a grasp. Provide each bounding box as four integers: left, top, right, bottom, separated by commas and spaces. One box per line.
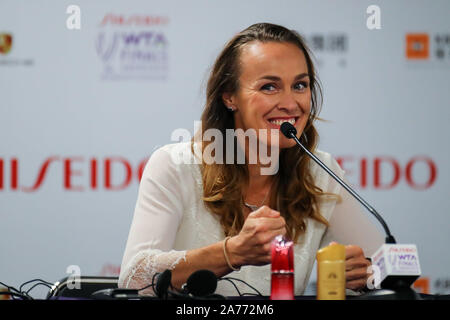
280, 122, 422, 300
280, 122, 395, 244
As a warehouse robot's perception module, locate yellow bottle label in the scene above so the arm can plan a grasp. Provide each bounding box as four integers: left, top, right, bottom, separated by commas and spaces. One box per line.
317, 260, 345, 300
316, 243, 346, 300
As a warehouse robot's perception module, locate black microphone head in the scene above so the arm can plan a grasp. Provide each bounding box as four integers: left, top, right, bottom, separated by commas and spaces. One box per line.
155, 269, 172, 299
186, 269, 217, 297
280, 121, 297, 138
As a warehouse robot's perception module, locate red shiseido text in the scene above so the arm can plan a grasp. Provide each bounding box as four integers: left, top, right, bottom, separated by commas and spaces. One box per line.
336, 156, 437, 190
100, 14, 169, 26
0, 157, 148, 192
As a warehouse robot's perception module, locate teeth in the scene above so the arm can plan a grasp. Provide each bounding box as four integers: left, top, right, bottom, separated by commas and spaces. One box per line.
268, 118, 296, 126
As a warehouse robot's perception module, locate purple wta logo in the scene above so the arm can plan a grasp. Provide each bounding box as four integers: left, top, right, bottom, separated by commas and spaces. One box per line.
96, 28, 168, 80
96, 32, 118, 62
389, 252, 419, 273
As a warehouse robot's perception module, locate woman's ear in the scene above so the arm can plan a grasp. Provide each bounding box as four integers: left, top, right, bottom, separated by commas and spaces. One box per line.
222, 92, 236, 112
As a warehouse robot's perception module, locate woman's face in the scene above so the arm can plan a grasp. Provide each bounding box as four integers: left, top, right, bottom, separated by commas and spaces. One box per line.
223, 41, 311, 149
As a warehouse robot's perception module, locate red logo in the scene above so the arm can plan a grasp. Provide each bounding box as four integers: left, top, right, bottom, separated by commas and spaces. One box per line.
99, 14, 169, 26
0, 33, 13, 55
413, 277, 430, 294
0, 156, 148, 192
406, 33, 429, 60
0, 155, 438, 192
336, 156, 437, 190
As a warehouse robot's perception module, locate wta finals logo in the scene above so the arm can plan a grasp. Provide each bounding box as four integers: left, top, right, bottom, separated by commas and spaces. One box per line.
96, 14, 169, 80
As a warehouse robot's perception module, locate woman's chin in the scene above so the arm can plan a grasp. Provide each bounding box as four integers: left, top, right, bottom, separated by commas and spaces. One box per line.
279, 139, 298, 150
259, 137, 298, 150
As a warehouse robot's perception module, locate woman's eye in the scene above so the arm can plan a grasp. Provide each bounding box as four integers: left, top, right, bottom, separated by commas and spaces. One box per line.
261, 83, 277, 91
294, 82, 309, 91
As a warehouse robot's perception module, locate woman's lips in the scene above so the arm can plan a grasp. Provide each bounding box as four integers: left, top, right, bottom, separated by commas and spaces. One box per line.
266, 117, 298, 128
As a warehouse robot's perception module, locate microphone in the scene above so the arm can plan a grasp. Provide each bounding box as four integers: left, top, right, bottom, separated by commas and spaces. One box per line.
90, 269, 220, 300
183, 269, 218, 297
280, 122, 396, 244
156, 269, 223, 300
155, 269, 173, 300
280, 122, 421, 299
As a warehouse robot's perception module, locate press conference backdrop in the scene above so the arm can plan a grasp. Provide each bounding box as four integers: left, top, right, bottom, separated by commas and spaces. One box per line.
1, 0, 449, 297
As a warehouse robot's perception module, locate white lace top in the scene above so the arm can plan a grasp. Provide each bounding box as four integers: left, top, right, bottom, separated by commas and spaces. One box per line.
118, 142, 384, 296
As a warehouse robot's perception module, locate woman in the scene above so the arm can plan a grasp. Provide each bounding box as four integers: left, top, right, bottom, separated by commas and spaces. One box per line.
118, 23, 383, 296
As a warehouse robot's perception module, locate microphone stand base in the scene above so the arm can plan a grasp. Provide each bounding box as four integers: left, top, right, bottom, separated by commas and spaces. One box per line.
355, 287, 422, 300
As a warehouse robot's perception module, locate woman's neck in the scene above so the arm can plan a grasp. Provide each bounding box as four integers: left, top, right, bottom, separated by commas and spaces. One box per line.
243, 163, 275, 215
247, 163, 274, 190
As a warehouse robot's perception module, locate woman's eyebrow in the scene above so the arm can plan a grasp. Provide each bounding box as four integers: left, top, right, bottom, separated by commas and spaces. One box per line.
257, 73, 310, 81
294, 73, 310, 80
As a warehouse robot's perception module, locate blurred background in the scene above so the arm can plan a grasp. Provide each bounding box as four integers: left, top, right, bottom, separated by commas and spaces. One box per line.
1, 0, 449, 298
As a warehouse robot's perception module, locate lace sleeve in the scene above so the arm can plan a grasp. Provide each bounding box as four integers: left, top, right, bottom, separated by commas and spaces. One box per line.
118, 249, 187, 295
118, 145, 187, 295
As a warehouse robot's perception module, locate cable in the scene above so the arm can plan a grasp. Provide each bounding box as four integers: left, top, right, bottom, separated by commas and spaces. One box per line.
19, 279, 54, 300
19, 279, 53, 294
25, 282, 53, 296
0, 281, 27, 300
1, 278, 56, 300
0, 281, 20, 294
136, 272, 160, 292
219, 277, 263, 297
219, 278, 242, 296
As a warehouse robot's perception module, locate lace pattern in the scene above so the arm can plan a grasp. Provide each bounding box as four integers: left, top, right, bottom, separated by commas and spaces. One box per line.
118, 249, 187, 295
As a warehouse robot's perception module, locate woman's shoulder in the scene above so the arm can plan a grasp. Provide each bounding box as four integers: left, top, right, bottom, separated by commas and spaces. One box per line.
310, 149, 345, 183
313, 149, 343, 170
150, 141, 199, 165
144, 141, 202, 183
154, 141, 191, 153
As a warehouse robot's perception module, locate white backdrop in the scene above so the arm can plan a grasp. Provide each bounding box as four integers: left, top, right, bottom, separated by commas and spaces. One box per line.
1, 0, 449, 297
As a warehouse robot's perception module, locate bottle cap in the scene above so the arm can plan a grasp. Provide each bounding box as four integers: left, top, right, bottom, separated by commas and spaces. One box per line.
316, 243, 345, 261
271, 235, 294, 273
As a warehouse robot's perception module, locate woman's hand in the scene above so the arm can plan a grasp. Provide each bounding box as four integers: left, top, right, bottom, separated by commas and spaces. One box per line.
330, 242, 371, 291
226, 206, 286, 268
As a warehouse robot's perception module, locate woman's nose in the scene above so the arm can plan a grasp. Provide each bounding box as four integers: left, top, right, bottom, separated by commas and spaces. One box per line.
276, 92, 299, 112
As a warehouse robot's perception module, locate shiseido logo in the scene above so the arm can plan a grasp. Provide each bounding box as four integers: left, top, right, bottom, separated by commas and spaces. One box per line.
0, 156, 148, 192
99, 14, 169, 27
0, 154, 437, 192
336, 156, 437, 190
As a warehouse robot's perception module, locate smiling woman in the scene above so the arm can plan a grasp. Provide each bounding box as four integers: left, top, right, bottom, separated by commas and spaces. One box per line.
118, 23, 384, 297
223, 42, 312, 150
200, 23, 330, 244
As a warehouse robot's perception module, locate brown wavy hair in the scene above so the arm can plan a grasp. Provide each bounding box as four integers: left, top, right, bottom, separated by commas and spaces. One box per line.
194, 23, 337, 243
